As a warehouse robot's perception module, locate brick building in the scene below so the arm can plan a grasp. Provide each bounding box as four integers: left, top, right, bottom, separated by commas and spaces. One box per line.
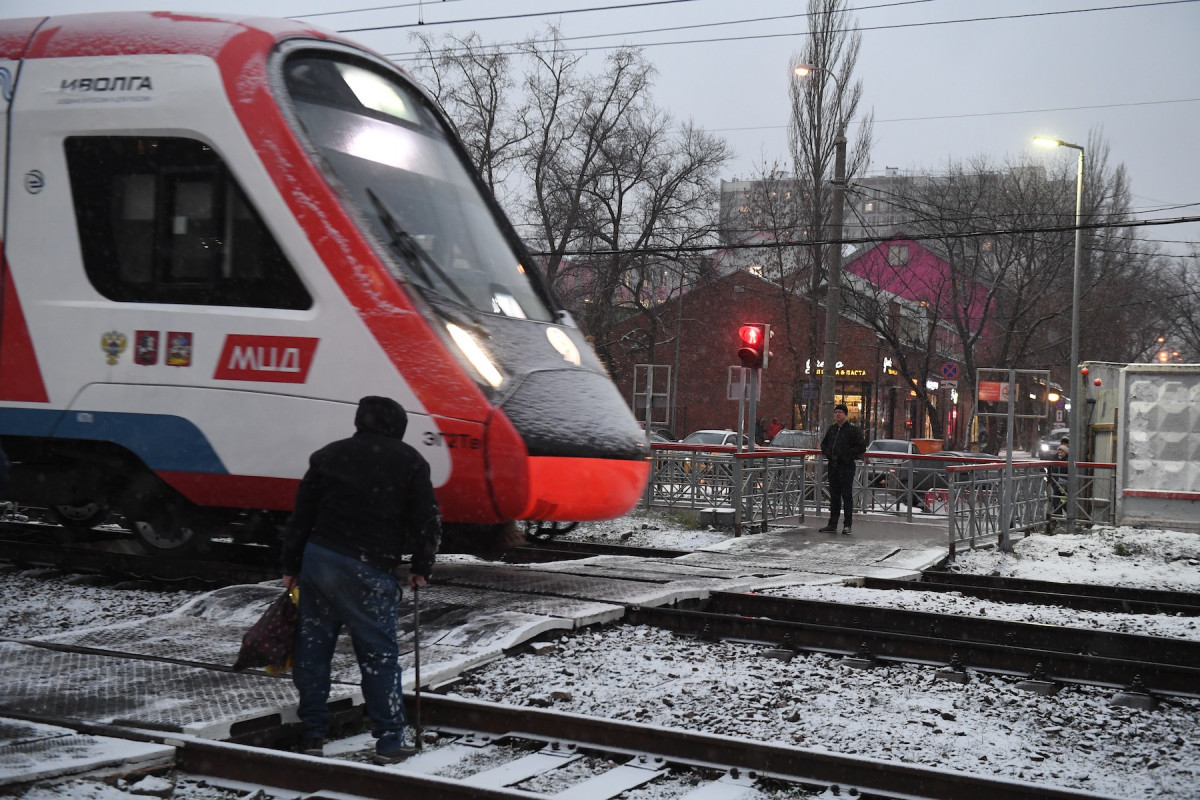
606, 269, 886, 440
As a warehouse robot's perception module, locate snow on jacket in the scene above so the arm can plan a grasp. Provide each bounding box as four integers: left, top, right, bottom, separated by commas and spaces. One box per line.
281, 396, 440, 577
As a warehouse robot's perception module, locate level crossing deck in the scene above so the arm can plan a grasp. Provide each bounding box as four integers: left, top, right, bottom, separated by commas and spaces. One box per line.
0, 516, 948, 784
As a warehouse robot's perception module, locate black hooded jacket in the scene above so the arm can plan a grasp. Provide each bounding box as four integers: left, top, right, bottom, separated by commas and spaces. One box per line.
281, 396, 440, 577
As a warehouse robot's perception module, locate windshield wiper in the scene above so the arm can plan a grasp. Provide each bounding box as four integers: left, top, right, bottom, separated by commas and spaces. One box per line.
365, 188, 481, 323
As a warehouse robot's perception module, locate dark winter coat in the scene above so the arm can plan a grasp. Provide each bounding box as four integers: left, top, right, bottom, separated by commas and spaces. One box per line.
281, 396, 441, 578
821, 421, 866, 468
0, 444, 8, 500
1050, 446, 1069, 477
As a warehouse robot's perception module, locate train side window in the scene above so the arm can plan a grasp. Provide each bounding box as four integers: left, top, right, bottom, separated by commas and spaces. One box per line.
64, 136, 312, 309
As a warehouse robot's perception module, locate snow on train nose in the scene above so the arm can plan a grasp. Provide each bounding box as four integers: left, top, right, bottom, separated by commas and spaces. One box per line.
484, 369, 650, 522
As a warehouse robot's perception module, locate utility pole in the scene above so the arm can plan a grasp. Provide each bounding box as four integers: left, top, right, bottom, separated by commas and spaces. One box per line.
818, 129, 848, 434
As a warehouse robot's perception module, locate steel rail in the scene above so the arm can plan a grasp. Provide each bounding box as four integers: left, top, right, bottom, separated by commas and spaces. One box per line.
627, 603, 1200, 698
504, 539, 691, 563
906, 571, 1200, 614
0, 534, 278, 585
19, 695, 1119, 800
698, 592, 1200, 669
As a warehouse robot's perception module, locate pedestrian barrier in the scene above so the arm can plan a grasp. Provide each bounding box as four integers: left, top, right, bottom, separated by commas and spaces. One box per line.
643, 444, 1116, 549
947, 460, 1117, 558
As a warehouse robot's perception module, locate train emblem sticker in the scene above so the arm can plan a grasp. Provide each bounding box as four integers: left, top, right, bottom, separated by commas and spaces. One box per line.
213, 334, 319, 383
166, 332, 193, 367
134, 331, 159, 365
100, 330, 127, 365
546, 327, 581, 366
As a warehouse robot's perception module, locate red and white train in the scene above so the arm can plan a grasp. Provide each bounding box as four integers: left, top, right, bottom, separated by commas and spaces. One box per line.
0, 12, 649, 553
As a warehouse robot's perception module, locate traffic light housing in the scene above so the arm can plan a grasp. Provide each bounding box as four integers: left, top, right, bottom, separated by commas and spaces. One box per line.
737, 323, 770, 369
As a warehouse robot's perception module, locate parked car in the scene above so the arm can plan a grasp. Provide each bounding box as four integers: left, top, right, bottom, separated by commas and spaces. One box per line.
681, 429, 748, 447
766, 429, 820, 456
901, 450, 1005, 492
864, 438, 921, 466
1038, 427, 1071, 459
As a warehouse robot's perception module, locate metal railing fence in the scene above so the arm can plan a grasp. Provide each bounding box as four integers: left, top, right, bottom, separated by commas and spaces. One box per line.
643, 444, 1116, 551
947, 461, 1117, 558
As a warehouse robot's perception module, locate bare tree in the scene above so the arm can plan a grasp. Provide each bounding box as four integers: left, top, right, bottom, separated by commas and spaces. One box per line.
408, 31, 529, 205
1162, 251, 1200, 361
787, 0, 874, 295
410, 27, 729, 373
508, 32, 730, 371
842, 130, 1172, 449
1072, 131, 1174, 365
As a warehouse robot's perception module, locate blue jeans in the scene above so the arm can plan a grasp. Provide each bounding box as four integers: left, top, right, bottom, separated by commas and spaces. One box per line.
293, 542, 405, 741
827, 463, 856, 527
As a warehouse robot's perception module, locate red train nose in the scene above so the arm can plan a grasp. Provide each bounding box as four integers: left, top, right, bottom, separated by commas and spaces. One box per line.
485, 408, 649, 522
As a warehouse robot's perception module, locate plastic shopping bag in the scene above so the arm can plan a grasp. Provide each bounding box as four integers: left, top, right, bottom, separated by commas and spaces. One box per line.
233, 587, 298, 672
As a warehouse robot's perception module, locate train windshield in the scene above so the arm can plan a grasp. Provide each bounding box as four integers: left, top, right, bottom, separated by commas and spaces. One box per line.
282, 53, 553, 322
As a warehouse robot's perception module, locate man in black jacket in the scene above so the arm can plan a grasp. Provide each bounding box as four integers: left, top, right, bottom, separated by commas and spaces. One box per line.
819, 403, 866, 535
282, 396, 441, 763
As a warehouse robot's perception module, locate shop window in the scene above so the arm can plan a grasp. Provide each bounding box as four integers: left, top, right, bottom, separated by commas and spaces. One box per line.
65, 136, 311, 309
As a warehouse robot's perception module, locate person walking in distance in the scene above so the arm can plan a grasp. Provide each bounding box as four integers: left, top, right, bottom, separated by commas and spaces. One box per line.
1049, 436, 1069, 517
819, 403, 866, 535
282, 396, 441, 763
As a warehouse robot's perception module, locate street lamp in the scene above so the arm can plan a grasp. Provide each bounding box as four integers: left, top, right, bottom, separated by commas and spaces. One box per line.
1034, 135, 1085, 534
796, 63, 848, 435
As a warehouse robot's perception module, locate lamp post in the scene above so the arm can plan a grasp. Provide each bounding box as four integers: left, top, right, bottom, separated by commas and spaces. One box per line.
795, 64, 848, 434
1034, 135, 1085, 534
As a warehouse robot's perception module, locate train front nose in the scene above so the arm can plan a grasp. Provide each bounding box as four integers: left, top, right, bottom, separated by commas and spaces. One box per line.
484, 368, 650, 522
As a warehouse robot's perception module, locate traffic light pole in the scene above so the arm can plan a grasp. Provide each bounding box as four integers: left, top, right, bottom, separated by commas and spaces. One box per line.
735, 323, 770, 453
747, 367, 758, 453
735, 368, 747, 454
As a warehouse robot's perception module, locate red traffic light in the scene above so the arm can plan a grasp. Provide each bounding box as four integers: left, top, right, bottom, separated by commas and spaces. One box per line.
737, 323, 770, 369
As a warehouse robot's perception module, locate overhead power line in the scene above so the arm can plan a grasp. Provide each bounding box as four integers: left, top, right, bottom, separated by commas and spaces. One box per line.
382, 0, 940, 56
299, 0, 473, 18
708, 97, 1200, 133
339, 0, 705, 34
530, 213, 1200, 259
376, 0, 1199, 54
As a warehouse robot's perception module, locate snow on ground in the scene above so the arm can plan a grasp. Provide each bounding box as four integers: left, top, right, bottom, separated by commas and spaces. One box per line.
3, 510, 1200, 798
449, 512, 1200, 798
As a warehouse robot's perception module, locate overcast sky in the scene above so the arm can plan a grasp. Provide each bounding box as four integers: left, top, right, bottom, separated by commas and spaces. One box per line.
8, 0, 1199, 253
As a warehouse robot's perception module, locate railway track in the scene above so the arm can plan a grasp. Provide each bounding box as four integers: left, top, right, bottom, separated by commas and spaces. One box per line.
633, 591, 1200, 700
864, 571, 1200, 616
0, 521, 279, 586
3, 529, 1191, 798
0, 523, 685, 586
7, 526, 1195, 702
8, 693, 1125, 800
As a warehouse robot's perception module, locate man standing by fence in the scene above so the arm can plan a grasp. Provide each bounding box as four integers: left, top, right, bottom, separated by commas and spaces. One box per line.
819, 403, 866, 535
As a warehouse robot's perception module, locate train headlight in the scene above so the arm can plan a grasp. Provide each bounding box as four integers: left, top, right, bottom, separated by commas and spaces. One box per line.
447, 323, 504, 388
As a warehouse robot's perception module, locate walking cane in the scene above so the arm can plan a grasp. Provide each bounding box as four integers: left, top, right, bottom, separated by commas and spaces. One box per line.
412, 581, 422, 750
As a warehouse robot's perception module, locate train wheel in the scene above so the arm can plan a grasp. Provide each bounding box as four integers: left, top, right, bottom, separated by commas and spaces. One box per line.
131, 513, 200, 554
123, 476, 203, 555
50, 501, 110, 530
522, 520, 579, 542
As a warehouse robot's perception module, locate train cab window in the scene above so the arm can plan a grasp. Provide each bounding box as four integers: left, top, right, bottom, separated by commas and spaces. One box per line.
64, 136, 312, 309
281, 51, 555, 323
